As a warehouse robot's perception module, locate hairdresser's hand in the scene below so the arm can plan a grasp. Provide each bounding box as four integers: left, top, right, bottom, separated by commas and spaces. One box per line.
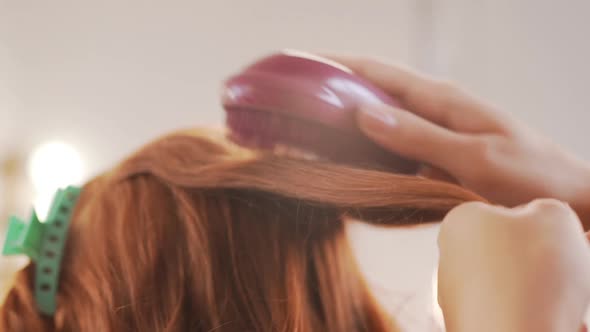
326, 55, 590, 227
438, 199, 590, 332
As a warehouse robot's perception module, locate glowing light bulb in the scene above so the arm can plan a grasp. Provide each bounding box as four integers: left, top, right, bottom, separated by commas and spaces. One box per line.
28, 141, 84, 219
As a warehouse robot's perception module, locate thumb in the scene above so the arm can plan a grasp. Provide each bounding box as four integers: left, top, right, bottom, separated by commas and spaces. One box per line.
357, 103, 470, 173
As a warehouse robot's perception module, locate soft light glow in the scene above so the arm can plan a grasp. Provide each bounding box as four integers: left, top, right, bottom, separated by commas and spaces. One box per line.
28, 141, 84, 219
33, 195, 54, 222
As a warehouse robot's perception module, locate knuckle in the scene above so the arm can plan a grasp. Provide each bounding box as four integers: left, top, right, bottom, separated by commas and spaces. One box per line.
451, 201, 491, 216
440, 202, 518, 245
441, 201, 492, 229
427, 79, 462, 124
464, 136, 491, 158
465, 136, 507, 168
524, 199, 575, 220
504, 199, 581, 236
455, 137, 498, 184
529, 198, 569, 210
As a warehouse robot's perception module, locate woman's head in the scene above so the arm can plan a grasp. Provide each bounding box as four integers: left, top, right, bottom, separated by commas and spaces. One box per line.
1, 130, 481, 331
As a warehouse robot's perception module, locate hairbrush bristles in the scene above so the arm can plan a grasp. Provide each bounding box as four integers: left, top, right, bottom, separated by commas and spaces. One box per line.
222, 51, 420, 174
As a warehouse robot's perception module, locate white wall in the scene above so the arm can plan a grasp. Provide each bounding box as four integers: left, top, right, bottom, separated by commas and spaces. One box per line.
433, 0, 590, 157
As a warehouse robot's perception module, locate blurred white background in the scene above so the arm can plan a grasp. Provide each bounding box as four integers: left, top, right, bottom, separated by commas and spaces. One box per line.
1, 0, 589, 330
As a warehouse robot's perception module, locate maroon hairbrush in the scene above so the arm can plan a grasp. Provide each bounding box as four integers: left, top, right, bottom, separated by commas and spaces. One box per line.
221, 50, 419, 173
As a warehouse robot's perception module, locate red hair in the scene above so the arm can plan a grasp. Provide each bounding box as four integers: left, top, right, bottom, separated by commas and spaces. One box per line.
1, 130, 482, 331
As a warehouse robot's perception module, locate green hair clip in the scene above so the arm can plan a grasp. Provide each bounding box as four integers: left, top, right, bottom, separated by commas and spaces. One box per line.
2, 186, 81, 316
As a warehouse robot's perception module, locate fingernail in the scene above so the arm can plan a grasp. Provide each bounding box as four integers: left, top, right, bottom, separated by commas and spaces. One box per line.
359, 103, 398, 127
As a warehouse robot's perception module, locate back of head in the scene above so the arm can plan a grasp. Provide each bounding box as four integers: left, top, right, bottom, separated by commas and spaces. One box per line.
0, 130, 481, 331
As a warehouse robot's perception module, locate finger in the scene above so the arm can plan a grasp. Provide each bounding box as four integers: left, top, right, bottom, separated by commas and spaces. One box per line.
358, 102, 472, 174
323, 54, 506, 133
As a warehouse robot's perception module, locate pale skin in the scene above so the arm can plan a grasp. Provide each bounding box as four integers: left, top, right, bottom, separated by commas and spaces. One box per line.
324, 55, 590, 331
439, 200, 590, 332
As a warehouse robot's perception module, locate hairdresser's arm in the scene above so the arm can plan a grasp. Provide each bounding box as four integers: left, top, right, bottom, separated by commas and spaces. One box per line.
326, 55, 590, 228
438, 199, 590, 332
